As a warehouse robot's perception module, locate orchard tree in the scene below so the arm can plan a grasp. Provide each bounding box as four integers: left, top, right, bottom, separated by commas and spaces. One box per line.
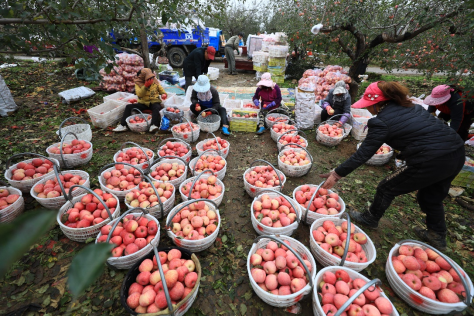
270, 0, 473, 100
0, 0, 226, 69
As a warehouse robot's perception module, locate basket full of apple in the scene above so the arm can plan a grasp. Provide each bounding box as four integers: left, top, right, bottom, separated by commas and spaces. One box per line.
0, 186, 24, 223
278, 145, 313, 177
126, 109, 152, 132
46, 132, 93, 168
171, 120, 200, 142
164, 106, 184, 121
196, 133, 230, 158
124, 180, 175, 220
316, 114, 352, 147
179, 171, 225, 207
357, 143, 394, 166
148, 157, 188, 187
113, 142, 154, 171
243, 160, 286, 198
157, 138, 192, 163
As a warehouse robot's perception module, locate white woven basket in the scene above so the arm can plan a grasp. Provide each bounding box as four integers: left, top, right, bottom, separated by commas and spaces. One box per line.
250, 191, 301, 236
98, 165, 140, 201
265, 113, 290, 128
171, 120, 200, 143
292, 185, 346, 225
316, 116, 352, 147
386, 240, 474, 314
277, 137, 308, 151
196, 138, 230, 159
179, 174, 225, 207
56, 117, 92, 142
113, 145, 154, 172
46, 140, 93, 169
4, 157, 60, 193
148, 158, 188, 188
57, 192, 121, 242
157, 138, 192, 163
271, 124, 297, 142
166, 200, 221, 252
125, 114, 151, 132
357, 143, 394, 166
95, 212, 160, 270
312, 266, 399, 316
277, 146, 313, 178
197, 108, 221, 133
124, 184, 176, 220
309, 216, 377, 272
30, 170, 90, 210
247, 235, 317, 307
189, 151, 227, 181
0, 187, 25, 223
243, 164, 286, 198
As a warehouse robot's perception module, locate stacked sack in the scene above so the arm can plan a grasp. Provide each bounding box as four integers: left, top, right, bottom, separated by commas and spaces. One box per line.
100, 53, 144, 92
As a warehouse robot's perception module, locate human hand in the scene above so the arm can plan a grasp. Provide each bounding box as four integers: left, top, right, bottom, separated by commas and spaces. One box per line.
253, 99, 260, 107
196, 103, 201, 111
161, 94, 167, 100
319, 170, 342, 189
144, 78, 154, 87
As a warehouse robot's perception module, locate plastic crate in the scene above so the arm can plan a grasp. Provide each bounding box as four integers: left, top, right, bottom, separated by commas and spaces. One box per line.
158, 70, 180, 84
273, 75, 285, 84
103, 92, 136, 105
268, 66, 285, 76
268, 57, 286, 67
229, 109, 259, 132
87, 100, 127, 129
253, 62, 268, 72
452, 165, 474, 188
223, 99, 242, 116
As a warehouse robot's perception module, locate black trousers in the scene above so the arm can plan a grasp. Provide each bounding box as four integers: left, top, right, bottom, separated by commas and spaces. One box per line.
369, 146, 465, 235
438, 112, 473, 141
184, 76, 193, 94
190, 104, 229, 126
121, 103, 162, 127
321, 107, 344, 122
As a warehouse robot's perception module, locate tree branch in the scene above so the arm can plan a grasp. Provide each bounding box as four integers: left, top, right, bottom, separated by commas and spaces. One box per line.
0, 36, 77, 54
338, 38, 355, 60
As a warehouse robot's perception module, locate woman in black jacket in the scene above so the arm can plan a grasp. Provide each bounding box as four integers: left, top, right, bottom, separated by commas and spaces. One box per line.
320, 81, 465, 251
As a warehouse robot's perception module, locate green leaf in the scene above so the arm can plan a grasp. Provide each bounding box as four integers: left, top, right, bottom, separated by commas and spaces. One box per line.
67, 243, 113, 299
36, 284, 49, 294
222, 235, 228, 243
0, 209, 56, 278
240, 304, 247, 315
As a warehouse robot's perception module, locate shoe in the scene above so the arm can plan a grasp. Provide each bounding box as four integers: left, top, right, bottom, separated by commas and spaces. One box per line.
149, 125, 159, 133
222, 126, 230, 136
414, 227, 447, 252
113, 124, 128, 132
231, 73, 238, 76
256, 127, 266, 135
348, 209, 379, 229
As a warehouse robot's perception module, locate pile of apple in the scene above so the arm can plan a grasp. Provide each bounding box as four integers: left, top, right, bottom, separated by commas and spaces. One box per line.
165, 107, 181, 114
250, 240, 312, 295
392, 245, 466, 303
294, 186, 342, 215
9, 158, 55, 181
243, 103, 259, 109
172, 123, 200, 139
272, 123, 296, 135
279, 149, 311, 167
0, 188, 20, 210
375, 145, 392, 155
268, 116, 288, 122
128, 98, 138, 104
102, 165, 142, 191
312, 220, 369, 263
318, 124, 344, 138
158, 141, 189, 159
126, 249, 199, 313
199, 137, 229, 152
33, 173, 87, 198
170, 200, 218, 240
115, 147, 153, 167
193, 155, 225, 174
253, 194, 297, 228
279, 134, 307, 148
244, 166, 282, 188
317, 269, 394, 316
181, 175, 222, 200
60, 189, 118, 229
231, 111, 258, 118
97, 214, 158, 257
150, 162, 186, 182
125, 181, 174, 209
48, 139, 91, 155
129, 115, 152, 124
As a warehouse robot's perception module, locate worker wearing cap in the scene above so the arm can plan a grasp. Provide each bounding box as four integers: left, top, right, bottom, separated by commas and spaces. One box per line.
320, 81, 464, 251
183, 46, 216, 93
224, 33, 244, 75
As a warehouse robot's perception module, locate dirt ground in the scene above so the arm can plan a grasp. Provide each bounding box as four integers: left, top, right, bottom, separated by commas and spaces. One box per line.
0, 60, 473, 316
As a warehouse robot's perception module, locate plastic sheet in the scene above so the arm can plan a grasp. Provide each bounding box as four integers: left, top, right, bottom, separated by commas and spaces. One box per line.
0, 74, 17, 116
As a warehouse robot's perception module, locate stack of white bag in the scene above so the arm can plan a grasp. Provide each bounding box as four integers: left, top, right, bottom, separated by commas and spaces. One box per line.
295, 88, 316, 130
298, 65, 352, 103
99, 53, 144, 92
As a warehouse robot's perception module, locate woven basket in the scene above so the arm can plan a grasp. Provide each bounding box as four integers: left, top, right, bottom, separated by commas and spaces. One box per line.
30, 169, 90, 210
248, 235, 317, 307
265, 109, 290, 128
56, 117, 92, 142
250, 190, 301, 236
179, 171, 225, 207
276, 129, 308, 151
0, 186, 25, 223
312, 266, 399, 316
4, 153, 60, 193
292, 184, 346, 225
124, 187, 175, 221
95, 210, 160, 270
271, 123, 297, 142
164, 105, 184, 121
316, 115, 352, 147
243, 159, 286, 198
113, 142, 155, 172
357, 143, 394, 166
196, 133, 230, 158
46, 133, 93, 169
166, 199, 221, 252
309, 214, 377, 272
98, 164, 141, 201
277, 144, 313, 177
197, 108, 221, 133
157, 138, 192, 163
171, 117, 200, 143
386, 240, 474, 315
148, 157, 188, 188
120, 246, 201, 316
57, 190, 120, 242
189, 149, 227, 181
125, 108, 151, 132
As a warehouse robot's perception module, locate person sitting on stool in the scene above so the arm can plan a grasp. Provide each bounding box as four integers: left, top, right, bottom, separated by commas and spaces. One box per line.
320, 80, 351, 127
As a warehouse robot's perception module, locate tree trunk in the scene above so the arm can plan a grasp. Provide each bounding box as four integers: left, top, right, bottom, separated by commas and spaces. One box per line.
347, 57, 369, 102
139, 27, 150, 68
